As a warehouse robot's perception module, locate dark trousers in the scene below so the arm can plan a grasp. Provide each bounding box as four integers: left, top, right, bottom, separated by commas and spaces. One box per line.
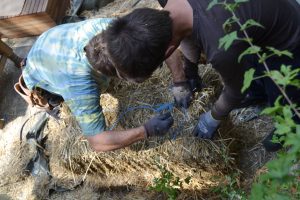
246, 46, 300, 123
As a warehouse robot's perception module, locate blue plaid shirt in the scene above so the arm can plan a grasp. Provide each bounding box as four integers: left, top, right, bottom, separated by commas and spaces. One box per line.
23, 18, 112, 136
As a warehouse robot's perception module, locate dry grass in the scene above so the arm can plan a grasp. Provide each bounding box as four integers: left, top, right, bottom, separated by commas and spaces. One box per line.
81, 0, 161, 18
43, 65, 235, 199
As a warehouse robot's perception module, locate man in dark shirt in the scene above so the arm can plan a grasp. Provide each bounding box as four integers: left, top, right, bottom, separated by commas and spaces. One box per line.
104, 0, 300, 151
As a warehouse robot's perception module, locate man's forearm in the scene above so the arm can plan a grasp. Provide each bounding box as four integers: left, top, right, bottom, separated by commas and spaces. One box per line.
165, 49, 186, 83
86, 126, 146, 152
211, 86, 244, 120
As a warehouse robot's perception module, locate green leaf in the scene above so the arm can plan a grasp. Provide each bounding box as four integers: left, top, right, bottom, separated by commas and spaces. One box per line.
275, 123, 291, 135
241, 68, 255, 93
290, 79, 300, 88
269, 70, 286, 86
207, 0, 219, 10
259, 52, 268, 63
240, 19, 264, 31
250, 183, 264, 200
224, 3, 239, 12
282, 106, 293, 120
274, 96, 283, 107
267, 47, 293, 58
238, 45, 261, 63
219, 31, 238, 50
222, 17, 238, 32
261, 106, 280, 115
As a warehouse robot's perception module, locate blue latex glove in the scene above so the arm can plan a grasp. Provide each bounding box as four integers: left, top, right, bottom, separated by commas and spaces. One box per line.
193, 111, 221, 139
144, 112, 174, 137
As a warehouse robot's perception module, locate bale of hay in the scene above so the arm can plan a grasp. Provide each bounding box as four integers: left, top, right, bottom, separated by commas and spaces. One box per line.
81, 0, 161, 18
45, 65, 234, 198
0, 112, 52, 200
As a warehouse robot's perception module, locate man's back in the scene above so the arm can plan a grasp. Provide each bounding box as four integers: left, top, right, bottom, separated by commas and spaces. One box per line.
23, 18, 112, 98
22, 18, 112, 136
186, 0, 300, 61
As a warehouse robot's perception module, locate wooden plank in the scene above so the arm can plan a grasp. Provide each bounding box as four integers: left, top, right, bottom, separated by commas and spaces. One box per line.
0, 13, 55, 38
42, 0, 49, 12
46, 0, 69, 22
46, 0, 57, 20
0, 0, 69, 38
32, 0, 39, 13
21, 0, 33, 15
0, 18, 55, 31
38, 0, 47, 13
0, 13, 52, 24
0, 39, 13, 58
0, 24, 54, 38
0, 55, 7, 74
0, 24, 55, 38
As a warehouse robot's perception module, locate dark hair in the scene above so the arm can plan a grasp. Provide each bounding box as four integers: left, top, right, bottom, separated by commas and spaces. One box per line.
105, 8, 173, 79
85, 33, 117, 77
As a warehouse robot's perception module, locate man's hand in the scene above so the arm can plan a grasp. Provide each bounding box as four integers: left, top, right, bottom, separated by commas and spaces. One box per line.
144, 112, 174, 137
193, 111, 221, 139
171, 81, 193, 109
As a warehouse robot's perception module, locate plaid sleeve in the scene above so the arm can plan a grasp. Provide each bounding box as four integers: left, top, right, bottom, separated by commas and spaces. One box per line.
64, 94, 106, 136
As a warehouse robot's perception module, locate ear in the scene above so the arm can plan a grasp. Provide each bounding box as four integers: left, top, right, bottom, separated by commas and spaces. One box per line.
164, 45, 177, 59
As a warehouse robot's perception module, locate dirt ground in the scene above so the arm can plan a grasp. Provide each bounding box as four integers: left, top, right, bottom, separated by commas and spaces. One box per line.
0, 0, 277, 199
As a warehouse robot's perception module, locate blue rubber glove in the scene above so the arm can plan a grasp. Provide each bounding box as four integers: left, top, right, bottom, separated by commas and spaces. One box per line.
144, 112, 174, 137
193, 111, 221, 139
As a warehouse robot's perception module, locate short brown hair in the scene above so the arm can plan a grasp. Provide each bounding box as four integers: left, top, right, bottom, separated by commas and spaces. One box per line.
105, 8, 173, 79
85, 33, 117, 77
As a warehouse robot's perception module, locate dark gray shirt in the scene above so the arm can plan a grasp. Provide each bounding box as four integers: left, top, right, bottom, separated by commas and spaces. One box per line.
159, 0, 300, 118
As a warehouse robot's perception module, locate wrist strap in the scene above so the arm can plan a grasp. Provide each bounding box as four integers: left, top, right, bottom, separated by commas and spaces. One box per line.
173, 80, 188, 87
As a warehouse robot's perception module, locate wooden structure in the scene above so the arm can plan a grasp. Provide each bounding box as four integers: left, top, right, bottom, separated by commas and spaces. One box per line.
0, 39, 23, 73
0, 0, 70, 38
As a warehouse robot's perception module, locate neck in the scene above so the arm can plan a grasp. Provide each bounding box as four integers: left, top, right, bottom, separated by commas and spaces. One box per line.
164, 0, 193, 46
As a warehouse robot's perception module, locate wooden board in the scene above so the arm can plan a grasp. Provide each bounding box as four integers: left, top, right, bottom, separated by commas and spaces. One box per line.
0, 0, 69, 38
0, 55, 7, 74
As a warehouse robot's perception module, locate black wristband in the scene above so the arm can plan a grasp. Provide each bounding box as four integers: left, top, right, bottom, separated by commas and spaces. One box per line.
173, 80, 189, 87
183, 57, 199, 80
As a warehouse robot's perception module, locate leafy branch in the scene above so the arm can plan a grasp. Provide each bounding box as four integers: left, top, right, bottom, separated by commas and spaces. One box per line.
210, 0, 300, 119
148, 161, 191, 200
208, 0, 300, 199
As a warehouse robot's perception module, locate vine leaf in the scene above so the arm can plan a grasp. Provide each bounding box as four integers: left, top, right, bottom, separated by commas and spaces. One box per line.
238, 45, 261, 62
241, 68, 255, 93
219, 31, 238, 50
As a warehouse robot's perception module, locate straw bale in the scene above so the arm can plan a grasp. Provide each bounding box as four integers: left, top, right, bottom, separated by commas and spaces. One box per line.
0, 112, 52, 200
49, 184, 100, 200
81, 0, 161, 18
44, 65, 234, 198
0, 175, 50, 200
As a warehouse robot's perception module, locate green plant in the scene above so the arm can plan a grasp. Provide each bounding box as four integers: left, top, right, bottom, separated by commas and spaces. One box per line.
148, 162, 191, 200
208, 0, 300, 199
212, 173, 247, 200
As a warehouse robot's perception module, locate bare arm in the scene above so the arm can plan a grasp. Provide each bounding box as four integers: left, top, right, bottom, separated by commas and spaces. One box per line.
86, 126, 146, 152
165, 37, 201, 82
165, 49, 186, 83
